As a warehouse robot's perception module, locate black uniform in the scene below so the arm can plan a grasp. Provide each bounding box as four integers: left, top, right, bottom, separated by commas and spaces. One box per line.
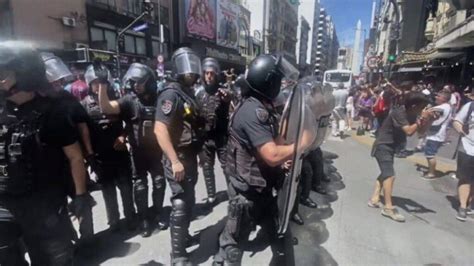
82, 94, 135, 228
155, 82, 204, 263
117, 94, 165, 226
215, 96, 287, 265
195, 85, 230, 199
0, 96, 78, 265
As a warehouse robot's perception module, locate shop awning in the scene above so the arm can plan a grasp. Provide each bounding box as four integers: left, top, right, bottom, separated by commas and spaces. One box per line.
427, 51, 463, 60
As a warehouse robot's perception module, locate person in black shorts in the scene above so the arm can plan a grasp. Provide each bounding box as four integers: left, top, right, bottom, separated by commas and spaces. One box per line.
367, 92, 433, 222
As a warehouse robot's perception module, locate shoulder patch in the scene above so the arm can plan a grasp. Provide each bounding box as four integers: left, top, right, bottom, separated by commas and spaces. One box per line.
161, 99, 173, 115
256, 108, 269, 123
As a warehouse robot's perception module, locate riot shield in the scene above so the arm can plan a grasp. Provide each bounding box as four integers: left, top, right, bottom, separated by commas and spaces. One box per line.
277, 84, 316, 236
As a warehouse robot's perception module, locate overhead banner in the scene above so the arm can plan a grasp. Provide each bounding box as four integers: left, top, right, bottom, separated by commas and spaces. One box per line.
216, 0, 240, 50
184, 0, 217, 41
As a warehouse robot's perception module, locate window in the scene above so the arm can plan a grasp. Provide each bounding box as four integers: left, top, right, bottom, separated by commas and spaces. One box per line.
152, 41, 160, 56
124, 35, 135, 53
136, 37, 146, 55
104, 30, 116, 51
90, 27, 103, 42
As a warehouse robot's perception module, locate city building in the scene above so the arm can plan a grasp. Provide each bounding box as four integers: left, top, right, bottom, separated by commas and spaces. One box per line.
297, 16, 311, 76
337, 47, 353, 70
312, 8, 339, 76
310, 0, 321, 66
263, 0, 299, 65
0, 0, 173, 75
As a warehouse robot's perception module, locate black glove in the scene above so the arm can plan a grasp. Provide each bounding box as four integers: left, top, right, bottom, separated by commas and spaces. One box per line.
85, 154, 102, 176
70, 193, 95, 219
92, 61, 109, 84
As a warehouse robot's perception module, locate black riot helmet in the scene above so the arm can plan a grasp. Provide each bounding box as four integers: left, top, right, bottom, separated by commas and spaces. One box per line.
202, 57, 221, 94
171, 47, 201, 78
84, 62, 113, 87
245, 54, 299, 101
0, 41, 50, 97
122, 63, 157, 95
40, 52, 73, 83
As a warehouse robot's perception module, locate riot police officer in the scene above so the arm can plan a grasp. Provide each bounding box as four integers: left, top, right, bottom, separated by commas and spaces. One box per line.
82, 64, 136, 231
154, 47, 204, 265
195, 57, 231, 204
214, 54, 308, 265
0, 42, 91, 265
98, 63, 166, 237
41, 53, 97, 239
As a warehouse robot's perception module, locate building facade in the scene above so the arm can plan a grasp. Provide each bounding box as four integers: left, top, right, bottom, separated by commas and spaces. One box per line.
298, 16, 311, 76
263, 0, 299, 65
313, 8, 339, 76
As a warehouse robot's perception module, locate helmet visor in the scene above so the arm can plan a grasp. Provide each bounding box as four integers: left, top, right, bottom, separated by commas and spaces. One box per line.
44, 57, 72, 83
278, 57, 299, 82
122, 64, 149, 84
175, 53, 202, 76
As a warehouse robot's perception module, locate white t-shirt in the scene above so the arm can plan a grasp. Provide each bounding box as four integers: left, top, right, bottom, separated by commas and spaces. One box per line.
455, 102, 474, 156
333, 89, 349, 109
427, 103, 451, 142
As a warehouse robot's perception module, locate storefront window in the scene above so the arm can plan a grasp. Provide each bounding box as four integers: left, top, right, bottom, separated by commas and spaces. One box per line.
90, 27, 103, 42
136, 37, 146, 55
124, 35, 135, 54
152, 41, 160, 56
104, 30, 116, 51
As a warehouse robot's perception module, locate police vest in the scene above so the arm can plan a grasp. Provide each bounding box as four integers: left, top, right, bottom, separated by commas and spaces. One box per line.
0, 100, 66, 196
163, 83, 205, 150
126, 95, 158, 150
225, 100, 282, 193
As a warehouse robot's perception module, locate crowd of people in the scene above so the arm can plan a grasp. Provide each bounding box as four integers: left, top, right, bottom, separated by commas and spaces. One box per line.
329, 77, 474, 223
0, 41, 342, 266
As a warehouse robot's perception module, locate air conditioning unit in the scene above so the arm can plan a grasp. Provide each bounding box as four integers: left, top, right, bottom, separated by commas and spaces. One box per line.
62, 17, 76, 28
76, 43, 89, 49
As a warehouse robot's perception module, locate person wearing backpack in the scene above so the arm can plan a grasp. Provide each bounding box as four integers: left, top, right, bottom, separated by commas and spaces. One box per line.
452, 91, 474, 221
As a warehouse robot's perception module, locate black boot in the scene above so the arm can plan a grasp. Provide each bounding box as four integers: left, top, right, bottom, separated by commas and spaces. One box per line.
291, 212, 304, 225
300, 197, 318, 208
170, 199, 190, 263
140, 219, 153, 238
313, 184, 327, 195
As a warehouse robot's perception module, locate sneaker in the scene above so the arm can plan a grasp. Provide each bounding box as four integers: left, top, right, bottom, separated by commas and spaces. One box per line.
456, 208, 467, 221
381, 207, 405, 222
421, 174, 437, 181
467, 208, 474, 215
367, 200, 381, 208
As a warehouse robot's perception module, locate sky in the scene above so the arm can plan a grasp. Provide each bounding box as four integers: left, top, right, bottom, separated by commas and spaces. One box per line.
246, 0, 375, 64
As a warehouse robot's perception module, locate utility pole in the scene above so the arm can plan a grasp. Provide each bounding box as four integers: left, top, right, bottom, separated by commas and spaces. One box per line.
262, 0, 267, 54
115, 0, 153, 78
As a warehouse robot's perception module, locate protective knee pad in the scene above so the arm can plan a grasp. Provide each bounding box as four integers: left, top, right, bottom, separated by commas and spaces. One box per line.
152, 175, 166, 190
170, 198, 188, 258
203, 164, 216, 197
133, 178, 149, 214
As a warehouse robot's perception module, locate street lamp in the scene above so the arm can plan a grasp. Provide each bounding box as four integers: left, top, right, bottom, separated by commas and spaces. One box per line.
115, 0, 154, 78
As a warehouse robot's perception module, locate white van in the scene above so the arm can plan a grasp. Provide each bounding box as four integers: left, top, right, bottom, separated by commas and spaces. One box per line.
323, 69, 353, 89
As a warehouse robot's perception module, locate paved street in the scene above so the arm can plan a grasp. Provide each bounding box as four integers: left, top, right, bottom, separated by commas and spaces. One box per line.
75, 133, 474, 265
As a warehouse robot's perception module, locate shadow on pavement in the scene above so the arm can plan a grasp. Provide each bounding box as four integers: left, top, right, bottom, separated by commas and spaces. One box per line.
445, 195, 459, 211
189, 218, 226, 264
193, 191, 229, 220
74, 222, 144, 265
139, 261, 165, 266
392, 196, 436, 214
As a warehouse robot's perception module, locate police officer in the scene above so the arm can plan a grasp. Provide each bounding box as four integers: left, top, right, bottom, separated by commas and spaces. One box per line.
82, 64, 136, 231
41, 53, 97, 239
98, 63, 166, 237
0, 42, 91, 265
154, 47, 204, 265
195, 57, 231, 204
214, 54, 309, 265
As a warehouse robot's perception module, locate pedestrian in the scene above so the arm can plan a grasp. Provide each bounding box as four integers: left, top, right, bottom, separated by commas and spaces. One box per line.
195, 58, 231, 205
452, 91, 474, 221
154, 47, 204, 265
98, 63, 166, 237
422, 90, 452, 180
0, 41, 92, 265
213, 54, 308, 265
357, 87, 375, 131
82, 63, 136, 232
331, 83, 349, 137
368, 92, 433, 222
346, 90, 356, 130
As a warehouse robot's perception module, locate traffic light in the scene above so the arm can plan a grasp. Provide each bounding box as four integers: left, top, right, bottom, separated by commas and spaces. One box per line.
388, 54, 396, 63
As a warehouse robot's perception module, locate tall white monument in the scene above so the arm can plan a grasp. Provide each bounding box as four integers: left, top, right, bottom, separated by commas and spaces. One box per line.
351, 20, 362, 75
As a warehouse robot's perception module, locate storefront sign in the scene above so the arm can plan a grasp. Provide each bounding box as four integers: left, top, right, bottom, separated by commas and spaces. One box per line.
184, 0, 216, 41
205, 47, 245, 65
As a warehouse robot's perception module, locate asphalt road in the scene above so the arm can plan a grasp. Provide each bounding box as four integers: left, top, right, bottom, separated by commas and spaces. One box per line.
74, 133, 474, 265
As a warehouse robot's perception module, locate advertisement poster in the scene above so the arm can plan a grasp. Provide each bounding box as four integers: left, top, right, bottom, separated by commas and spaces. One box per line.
184, 0, 216, 40
216, 0, 240, 50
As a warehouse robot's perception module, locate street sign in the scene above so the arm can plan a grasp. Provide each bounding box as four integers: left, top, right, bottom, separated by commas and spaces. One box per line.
367, 56, 378, 69
133, 23, 148, 32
